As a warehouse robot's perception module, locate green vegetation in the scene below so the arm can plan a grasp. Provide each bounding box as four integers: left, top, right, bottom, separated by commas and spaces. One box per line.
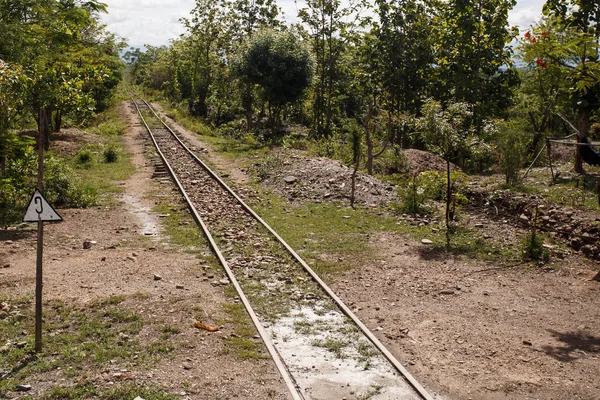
0, 295, 177, 399
220, 303, 266, 360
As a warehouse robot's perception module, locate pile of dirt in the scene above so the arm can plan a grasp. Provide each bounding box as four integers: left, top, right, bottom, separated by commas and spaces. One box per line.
403, 148, 459, 176
257, 151, 397, 206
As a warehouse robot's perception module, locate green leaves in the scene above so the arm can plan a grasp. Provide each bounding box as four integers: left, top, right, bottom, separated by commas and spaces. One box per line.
235, 29, 314, 131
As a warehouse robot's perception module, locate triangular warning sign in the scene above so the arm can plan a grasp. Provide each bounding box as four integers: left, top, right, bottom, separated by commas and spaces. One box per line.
23, 190, 63, 222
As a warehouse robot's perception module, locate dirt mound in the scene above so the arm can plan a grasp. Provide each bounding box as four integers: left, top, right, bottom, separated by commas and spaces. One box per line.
258, 151, 397, 206
403, 148, 459, 175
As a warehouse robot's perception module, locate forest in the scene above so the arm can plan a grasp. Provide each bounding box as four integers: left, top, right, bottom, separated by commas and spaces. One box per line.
0, 0, 125, 223
124, 0, 600, 243
1, 0, 600, 230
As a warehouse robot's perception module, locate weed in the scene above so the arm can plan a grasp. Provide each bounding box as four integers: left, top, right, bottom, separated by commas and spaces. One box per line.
76, 149, 94, 165
159, 325, 181, 339
521, 231, 550, 262
312, 337, 348, 359
103, 146, 119, 163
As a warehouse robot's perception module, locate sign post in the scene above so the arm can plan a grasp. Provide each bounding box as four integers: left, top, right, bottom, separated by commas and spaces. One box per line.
22, 108, 63, 352
23, 190, 62, 352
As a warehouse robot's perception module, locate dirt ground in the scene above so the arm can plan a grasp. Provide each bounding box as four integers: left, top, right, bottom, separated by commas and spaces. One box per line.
2, 101, 600, 399
0, 102, 288, 399
144, 105, 600, 400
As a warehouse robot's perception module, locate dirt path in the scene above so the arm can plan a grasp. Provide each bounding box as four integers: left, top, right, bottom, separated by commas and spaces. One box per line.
0, 101, 288, 399
144, 104, 600, 399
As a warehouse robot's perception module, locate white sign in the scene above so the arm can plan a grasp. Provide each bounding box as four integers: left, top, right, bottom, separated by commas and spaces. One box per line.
23, 190, 63, 222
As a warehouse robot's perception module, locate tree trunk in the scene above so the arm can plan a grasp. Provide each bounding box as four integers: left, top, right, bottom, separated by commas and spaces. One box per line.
574, 107, 590, 174
242, 85, 253, 132
53, 111, 62, 133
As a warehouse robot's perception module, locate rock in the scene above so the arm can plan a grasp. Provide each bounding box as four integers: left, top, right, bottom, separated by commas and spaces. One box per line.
570, 238, 582, 251
133, 397, 146, 400
581, 245, 595, 256
83, 240, 92, 249
182, 362, 192, 370
522, 340, 533, 346
2, 264, 10, 268
440, 290, 455, 295
153, 274, 162, 281
421, 239, 433, 244
283, 176, 298, 184
0, 344, 10, 352
219, 279, 229, 285
16, 385, 31, 392
176, 284, 184, 290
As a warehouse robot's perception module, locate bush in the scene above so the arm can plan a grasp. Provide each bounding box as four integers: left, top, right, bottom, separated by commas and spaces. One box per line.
395, 175, 434, 215
103, 146, 119, 163
44, 156, 97, 208
496, 123, 528, 186
372, 148, 408, 175
521, 231, 550, 262
76, 149, 93, 165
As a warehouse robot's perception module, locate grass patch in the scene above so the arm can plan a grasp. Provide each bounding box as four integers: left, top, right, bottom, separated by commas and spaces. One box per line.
312, 337, 349, 359
34, 382, 178, 400
71, 141, 135, 202
220, 303, 266, 360
151, 200, 205, 251
0, 295, 174, 399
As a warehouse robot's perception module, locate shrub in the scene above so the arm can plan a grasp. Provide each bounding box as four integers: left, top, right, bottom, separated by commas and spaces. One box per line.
103, 146, 119, 163
45, 156, 97, 208
76, 149, 94, 165
496, 122, 528, 186
372, 148, 408, 175
521, 231, 550, 262
395, 175, 434, 215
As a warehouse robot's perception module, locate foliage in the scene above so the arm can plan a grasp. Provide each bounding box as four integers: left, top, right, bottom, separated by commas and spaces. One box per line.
234, 30, 314, 133
432, 0, 519, 127
521, 230, 550, 262
495, 122, 529, 186
416, 99, 474, 245
103, 146, 119, 163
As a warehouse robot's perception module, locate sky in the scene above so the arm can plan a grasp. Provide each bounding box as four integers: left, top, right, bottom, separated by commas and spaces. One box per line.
100, 0, 547, 49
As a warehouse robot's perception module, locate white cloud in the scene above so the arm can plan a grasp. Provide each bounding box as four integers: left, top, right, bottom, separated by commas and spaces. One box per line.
100, 0, 547, 48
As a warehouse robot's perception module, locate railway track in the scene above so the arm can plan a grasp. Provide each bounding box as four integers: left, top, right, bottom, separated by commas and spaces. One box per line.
131, 96, 436, 400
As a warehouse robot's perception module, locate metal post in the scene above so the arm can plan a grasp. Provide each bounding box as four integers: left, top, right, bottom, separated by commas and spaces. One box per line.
35, 107, 46, 353
35, 220, 43, 352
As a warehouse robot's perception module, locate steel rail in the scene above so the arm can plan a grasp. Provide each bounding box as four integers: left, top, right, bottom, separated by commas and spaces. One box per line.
131, 98, 303, 400
135, 96, 434, 400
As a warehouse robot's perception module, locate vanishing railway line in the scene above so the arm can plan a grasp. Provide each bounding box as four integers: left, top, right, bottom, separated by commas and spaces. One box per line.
131, 96, 436, 400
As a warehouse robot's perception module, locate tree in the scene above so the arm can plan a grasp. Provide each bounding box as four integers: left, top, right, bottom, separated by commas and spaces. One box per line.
180, 0, 230, 118
0, 61, 30, 172
372, 0, 434, 146
515, 17, 575, 154
432, 0, 519, 128
234, 30, 314, 134
417, 100, 474, 246
532, 0, 600, 173
298, 0, 364, 137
